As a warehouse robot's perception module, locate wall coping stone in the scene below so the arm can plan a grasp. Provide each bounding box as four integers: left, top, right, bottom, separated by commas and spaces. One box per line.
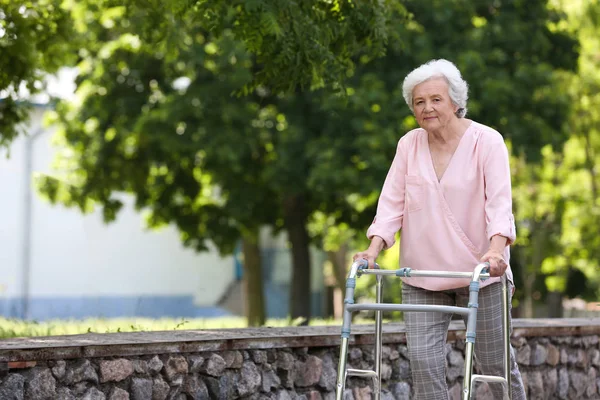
0, 318, 598, 362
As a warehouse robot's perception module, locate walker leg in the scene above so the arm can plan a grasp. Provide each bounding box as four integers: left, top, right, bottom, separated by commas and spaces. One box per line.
462, 277, 482, 400
336, 262, 363, 400
336, 337, 350, 400
502, 276, 512, 400
463, 341, 475, 400
374, 275, 383, 400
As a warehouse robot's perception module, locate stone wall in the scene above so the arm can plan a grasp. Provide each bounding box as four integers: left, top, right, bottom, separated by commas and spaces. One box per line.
0, 318, 598, 400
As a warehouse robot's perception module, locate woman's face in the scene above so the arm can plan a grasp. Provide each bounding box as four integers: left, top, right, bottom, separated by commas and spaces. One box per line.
412, 77, 459, 132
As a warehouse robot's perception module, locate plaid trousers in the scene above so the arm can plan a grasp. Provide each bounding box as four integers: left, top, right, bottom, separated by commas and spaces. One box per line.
402, 281, 527, 400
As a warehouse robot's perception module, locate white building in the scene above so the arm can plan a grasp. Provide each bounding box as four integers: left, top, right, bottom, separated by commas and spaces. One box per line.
0, 106, 326, 321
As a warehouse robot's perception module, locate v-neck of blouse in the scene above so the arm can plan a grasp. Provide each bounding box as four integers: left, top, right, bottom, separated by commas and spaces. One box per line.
425, 121, 474, 184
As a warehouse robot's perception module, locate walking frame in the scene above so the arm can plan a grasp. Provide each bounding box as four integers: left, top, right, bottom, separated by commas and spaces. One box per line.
335, 260, 512, 400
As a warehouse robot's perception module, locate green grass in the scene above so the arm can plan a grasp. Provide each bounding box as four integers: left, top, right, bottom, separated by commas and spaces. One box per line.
0, 316, 368, 339
0, 315, 389, 339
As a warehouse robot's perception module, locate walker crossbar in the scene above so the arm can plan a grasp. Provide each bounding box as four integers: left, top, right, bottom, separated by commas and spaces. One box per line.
347, 369, 379, 378
360, 268, 491, 280
335, 260, 512, 400
346, 303, 470, 317
346, 369, 380, 394
472, 374, 509, 385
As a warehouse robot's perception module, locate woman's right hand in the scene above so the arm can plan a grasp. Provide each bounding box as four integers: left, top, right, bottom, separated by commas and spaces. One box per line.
352, 236, 385, 269
352, 249, 380, 269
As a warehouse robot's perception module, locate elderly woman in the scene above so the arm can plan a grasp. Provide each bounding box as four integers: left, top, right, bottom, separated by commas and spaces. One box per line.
353, 59, 526, 399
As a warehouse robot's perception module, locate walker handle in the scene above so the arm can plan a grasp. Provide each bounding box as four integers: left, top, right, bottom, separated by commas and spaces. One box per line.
480, 262, 491, 281
358, 259, 380, 273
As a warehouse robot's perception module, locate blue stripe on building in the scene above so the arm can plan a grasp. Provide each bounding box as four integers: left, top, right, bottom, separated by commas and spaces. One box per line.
0, 296, 233, 321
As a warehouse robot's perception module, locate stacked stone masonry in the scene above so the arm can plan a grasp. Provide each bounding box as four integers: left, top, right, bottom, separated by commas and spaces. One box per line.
0, 319, 598, 399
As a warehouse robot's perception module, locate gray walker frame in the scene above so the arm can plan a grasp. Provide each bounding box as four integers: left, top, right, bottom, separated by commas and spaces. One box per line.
335, 260, 512, 400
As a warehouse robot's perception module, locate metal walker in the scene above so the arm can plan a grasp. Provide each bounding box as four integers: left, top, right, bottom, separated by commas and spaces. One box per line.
335, 260, 512, 400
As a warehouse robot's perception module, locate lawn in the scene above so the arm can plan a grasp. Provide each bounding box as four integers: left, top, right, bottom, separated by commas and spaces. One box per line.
0, 316, 358, 339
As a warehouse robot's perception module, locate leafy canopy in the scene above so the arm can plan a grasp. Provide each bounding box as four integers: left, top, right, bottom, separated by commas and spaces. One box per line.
0, 0, 407, 146
36, 0, 407, 256
0, 0, 76, 147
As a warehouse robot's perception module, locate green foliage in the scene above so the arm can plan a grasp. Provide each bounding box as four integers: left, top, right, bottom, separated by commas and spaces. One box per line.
179, 0, 407, 93
33, 0, 591, 319
305, 0, 583, 311
0, 0, 77, 147
0, 0, 406, 146
509, 0, 600, 305
31, 0, 409, 322
0, 316, 371, 338
306, 0, 579, 255
38, 25, 277, 254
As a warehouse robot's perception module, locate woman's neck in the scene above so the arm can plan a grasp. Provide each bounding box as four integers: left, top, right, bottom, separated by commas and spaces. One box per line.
428, 118, 471, 147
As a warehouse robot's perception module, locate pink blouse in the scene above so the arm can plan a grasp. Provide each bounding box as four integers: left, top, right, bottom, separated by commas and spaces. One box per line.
366, 121, 515, 291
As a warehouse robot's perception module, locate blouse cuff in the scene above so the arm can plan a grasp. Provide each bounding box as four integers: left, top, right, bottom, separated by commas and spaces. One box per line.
366, 225, 395, 250
486, 214, 516, 245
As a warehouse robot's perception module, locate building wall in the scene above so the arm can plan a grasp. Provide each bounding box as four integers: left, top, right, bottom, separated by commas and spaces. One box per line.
0, 108, 237, 320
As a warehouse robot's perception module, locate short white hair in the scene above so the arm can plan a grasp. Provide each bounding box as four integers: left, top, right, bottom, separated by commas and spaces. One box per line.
402, 59, 469, 118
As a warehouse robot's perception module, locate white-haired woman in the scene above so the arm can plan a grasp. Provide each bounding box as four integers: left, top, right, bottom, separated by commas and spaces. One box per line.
353, 59, 526, 399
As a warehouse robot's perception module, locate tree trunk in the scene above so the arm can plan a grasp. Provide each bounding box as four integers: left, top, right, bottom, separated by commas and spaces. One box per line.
583, 130, 598, 201
326, 243, 349, 319
283, 194, 311, 323
242, 233, 266, 327
546, 291, 564, 318
327, 243, 349, 292
522, 225, 545, 318
523, 275, 536, 318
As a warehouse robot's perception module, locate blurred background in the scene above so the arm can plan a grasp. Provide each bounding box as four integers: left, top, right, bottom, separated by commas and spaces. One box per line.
1, 0, 599, 335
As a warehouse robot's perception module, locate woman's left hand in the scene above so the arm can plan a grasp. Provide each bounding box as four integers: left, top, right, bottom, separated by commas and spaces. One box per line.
480, 250, 507, 277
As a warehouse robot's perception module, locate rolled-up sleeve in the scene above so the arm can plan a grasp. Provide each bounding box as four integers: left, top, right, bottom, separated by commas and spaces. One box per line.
366, 139, 407, 249
483, 134, 516, 245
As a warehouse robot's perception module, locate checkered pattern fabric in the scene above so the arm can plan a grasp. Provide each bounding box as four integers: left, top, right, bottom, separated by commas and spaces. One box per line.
401, 282, 526, 400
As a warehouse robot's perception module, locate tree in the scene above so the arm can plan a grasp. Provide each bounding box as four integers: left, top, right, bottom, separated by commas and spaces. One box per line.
0, 0, 77, 147
510, 145, 564, 317
509, 0, 600, 317
303, 0, 580, 311
554, 0, 600, 302
35, 0, 407, 325
174, 0, 406, 94
0, 0, 405, 145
